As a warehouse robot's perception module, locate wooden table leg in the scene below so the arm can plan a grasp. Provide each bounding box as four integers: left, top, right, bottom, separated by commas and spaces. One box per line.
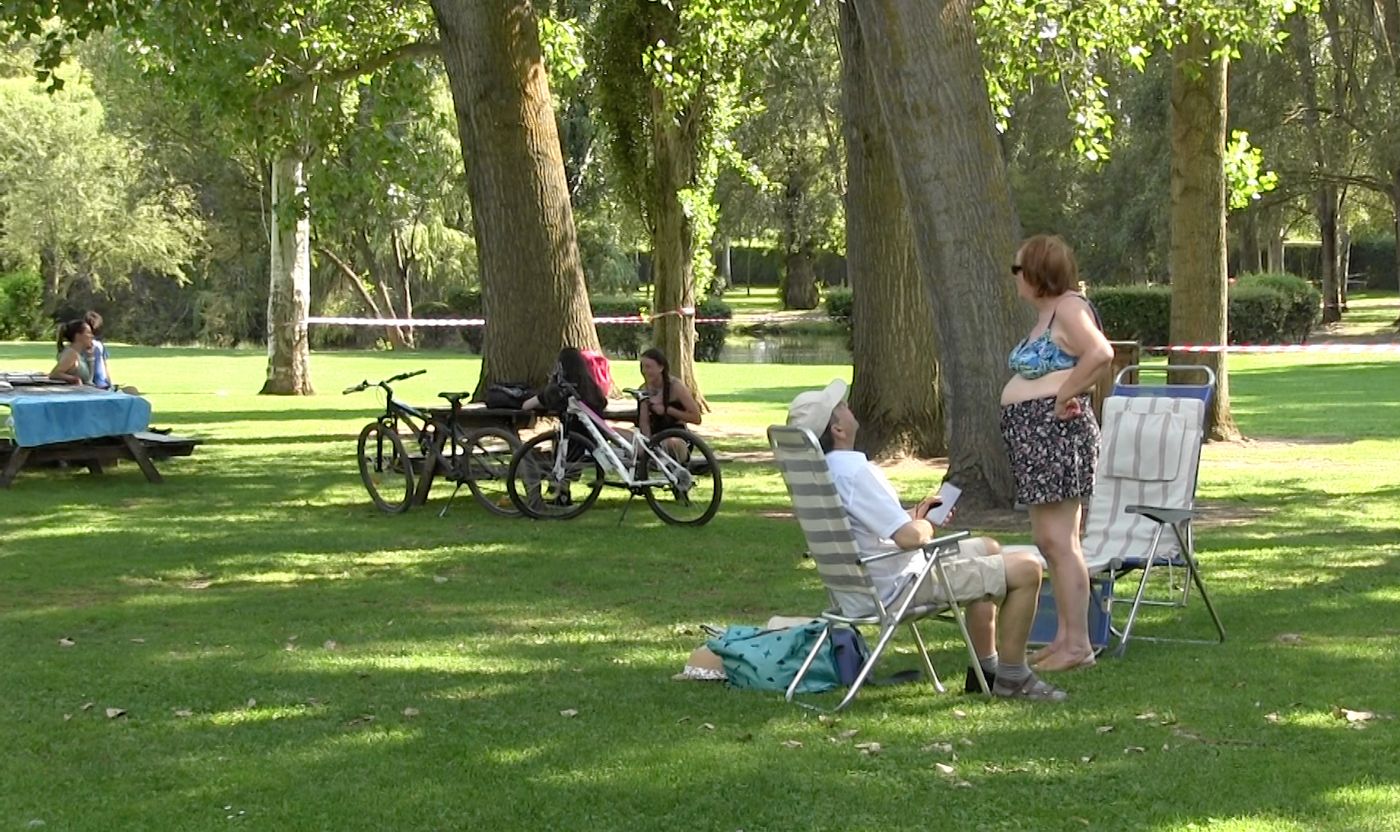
121, 435, 164, 484
1, 447, 30, 488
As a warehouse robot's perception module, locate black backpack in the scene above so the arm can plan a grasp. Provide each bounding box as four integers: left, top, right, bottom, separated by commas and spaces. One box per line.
483, 382, 535, 409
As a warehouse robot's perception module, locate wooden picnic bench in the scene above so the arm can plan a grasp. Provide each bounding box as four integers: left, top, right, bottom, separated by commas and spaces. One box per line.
0, 431, 201, 488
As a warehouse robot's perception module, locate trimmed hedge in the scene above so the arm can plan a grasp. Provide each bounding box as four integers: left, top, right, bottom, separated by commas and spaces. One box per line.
1088, 285, 1171, 347
1236, 272, 1320, 343
1089, 275, 1315, 346
1226, 285, 1290, 344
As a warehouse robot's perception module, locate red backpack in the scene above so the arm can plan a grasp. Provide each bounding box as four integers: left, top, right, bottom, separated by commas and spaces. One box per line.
580, 349, 614, 398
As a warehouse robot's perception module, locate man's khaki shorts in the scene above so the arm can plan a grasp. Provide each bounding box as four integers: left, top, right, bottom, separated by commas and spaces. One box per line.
911, 537, 1008, 605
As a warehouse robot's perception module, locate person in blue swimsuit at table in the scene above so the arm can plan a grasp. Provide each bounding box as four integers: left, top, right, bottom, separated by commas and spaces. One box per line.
1000, 234, 1113, 673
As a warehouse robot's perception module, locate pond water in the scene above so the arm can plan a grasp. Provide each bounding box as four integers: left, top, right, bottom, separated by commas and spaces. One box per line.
717, 333, 852, 365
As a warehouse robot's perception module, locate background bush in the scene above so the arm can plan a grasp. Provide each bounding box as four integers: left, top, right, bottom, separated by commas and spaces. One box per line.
1236, 272, 1320, 343
1227, 285, 1290, 344
0, 269, 48, 341
694, 296, 732, 362
590, 295, 646, 358
1088, 285, 1172, 346
444, 287, 485, 353
823, 286, 853, 349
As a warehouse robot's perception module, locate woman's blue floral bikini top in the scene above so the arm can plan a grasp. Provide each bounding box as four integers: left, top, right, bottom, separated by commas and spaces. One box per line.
1007, 294, 1101, 380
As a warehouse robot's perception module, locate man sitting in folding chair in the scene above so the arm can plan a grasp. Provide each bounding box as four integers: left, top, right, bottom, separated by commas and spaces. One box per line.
787, 380, 1066, 702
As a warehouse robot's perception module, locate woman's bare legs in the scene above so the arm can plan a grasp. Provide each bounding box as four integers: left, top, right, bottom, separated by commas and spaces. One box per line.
1028, 499, 1095, 670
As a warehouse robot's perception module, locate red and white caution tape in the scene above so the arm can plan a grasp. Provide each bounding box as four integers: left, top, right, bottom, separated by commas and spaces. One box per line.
1145, 343, 1400, 354
306, 311, 738, 327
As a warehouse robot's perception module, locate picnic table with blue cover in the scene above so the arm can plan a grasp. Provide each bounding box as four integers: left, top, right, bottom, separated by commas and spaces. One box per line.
0, 374, 198, 487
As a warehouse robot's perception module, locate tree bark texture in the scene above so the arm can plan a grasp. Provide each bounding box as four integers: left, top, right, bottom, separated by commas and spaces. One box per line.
838, 0, 945, 459
260, 151, 314, 395
1169, 33, 1238, 440
647, 75, 705, 404
431, 0, 599, 393
848, 0, 1029, 507
780, 162, 820, 310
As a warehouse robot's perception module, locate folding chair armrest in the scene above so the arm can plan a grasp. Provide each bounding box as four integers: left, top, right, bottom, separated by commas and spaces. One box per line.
856, 531, 969, 567
921, 529, 971, 558
1125, 504, 1195, 525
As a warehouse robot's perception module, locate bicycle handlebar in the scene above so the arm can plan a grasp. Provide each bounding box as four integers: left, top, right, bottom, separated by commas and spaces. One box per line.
342, 368, 428, 395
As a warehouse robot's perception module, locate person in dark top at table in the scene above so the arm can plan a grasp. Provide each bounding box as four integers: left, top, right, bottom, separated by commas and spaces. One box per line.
521, 347, 608, 414
637, 347, 701, 437
50, 319, 96, 386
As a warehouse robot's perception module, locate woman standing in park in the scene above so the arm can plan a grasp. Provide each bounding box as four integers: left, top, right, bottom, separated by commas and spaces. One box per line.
50, 319, 96, 386
1000, 234, 1113, 672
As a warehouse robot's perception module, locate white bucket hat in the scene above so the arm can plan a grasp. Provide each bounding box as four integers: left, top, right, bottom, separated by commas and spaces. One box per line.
786, 379, 848, 438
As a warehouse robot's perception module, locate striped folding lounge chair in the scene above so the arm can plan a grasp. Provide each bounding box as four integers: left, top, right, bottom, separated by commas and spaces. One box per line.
767, 424, 982, 712
1031, 365, 1226, 656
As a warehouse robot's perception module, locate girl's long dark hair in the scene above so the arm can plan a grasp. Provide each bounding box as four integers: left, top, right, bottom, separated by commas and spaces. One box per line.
56, 319, 86, 355
557, 346, 603, 409
641, 347, 671, 410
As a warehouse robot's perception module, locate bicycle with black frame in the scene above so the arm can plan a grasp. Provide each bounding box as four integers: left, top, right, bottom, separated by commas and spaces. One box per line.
344, 369, 522, 516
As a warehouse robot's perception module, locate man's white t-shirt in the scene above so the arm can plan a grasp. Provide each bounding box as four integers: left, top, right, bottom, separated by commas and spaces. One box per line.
825, 450, 924, 602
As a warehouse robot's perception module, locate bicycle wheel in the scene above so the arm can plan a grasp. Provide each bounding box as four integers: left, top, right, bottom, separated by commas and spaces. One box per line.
357, 421, 416, 513
461, 426, 523, 517
506, 430, 604, 520
641, 429, 722, 526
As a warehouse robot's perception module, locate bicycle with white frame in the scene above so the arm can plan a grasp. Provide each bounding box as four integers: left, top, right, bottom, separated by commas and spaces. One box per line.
504, 385, 723, 525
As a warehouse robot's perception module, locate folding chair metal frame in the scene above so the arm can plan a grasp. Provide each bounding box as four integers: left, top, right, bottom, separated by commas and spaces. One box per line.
768, 425, 985, 713
1099, 365, 1225, 655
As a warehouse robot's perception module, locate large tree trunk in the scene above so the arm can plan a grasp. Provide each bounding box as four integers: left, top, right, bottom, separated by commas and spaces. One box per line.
1169, 32, 1238, 440
648, 79, 705, 404
780, 162, 820, 310
838, 0, 945, 460
1317, 185, 1343, 323
848, 0, 1028, 508
39, 245, 61, 317
1237, 210, 1263, 274
260, 150, 314, 395
431, 0, 599, 393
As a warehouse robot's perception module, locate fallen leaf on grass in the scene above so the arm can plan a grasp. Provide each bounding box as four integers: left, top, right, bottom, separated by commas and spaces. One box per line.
245, 698, 257, 709
80, 702, 94, 712
934, 763, 957, 776
1135, 712, 1157, 721
817, 714, 838, 725
1264, 712, 1281, 724
1274, 633, 1304, 645
58, 638, 75, 648
432, 576, 448, 584
1080, 755, 1095, 764
105, 708, 127, 719
323, 640, 339, 651
1123, 746, 1145, 754
676, 716, 691, 724
855, 742, 882, 756
62, 714, 71, 722
345, 714, 376, 727
781, 740, 803, 749
129, 638, 145, 644
174, 709, 194, 718
951, 709, 967, 720
700, 722, 715, 731
559, 709, 579, 718
959, 738, 974, 747
835, 729, 859, 741
184, 577, 213, 590
1095, 725, 1115, 734
402, 707, 420, 718
922, 742, 954, 754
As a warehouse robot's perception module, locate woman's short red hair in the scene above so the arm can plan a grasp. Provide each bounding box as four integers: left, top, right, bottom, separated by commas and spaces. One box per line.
1018, 234, 1079, 297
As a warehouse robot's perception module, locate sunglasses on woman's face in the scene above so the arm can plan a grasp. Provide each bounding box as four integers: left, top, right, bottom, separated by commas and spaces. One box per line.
1010, 264, 1024, 275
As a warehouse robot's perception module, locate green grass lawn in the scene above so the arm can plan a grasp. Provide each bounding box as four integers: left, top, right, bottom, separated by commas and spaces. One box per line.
2, 343, 1398, 831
